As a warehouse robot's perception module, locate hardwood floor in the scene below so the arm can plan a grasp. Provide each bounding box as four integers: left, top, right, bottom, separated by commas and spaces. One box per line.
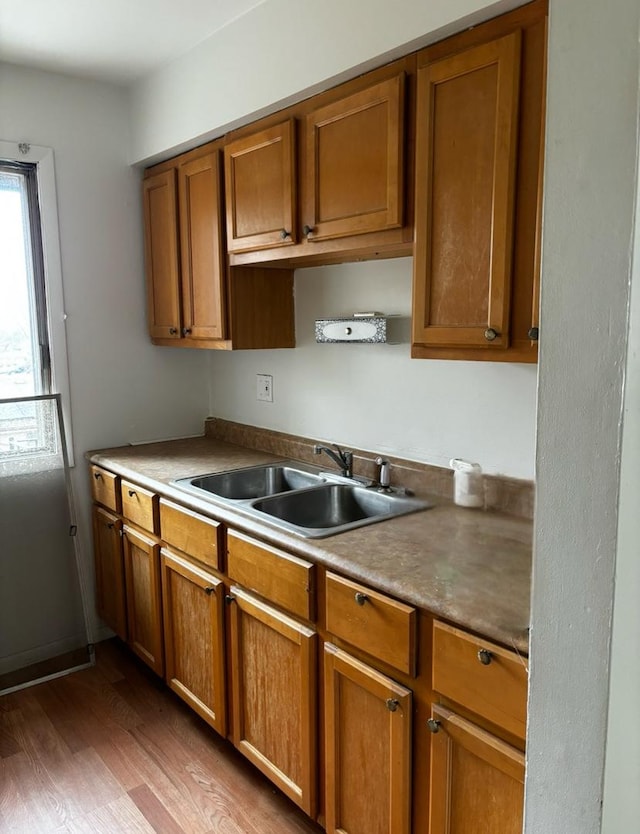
0, 639, 324, 834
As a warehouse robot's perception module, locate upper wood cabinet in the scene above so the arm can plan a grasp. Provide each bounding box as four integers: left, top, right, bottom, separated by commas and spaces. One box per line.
143, 168, 181, 340
178, 152, 227, 340
224, 62, 414, 268
143, 144, 296, 350
224, 120, 297, 253
412, 0, 547, 362
143, 150, 226, 343
303, 75, 405, 242
413, 32, 521, 352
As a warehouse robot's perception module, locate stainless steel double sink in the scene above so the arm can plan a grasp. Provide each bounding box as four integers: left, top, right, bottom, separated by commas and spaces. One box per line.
171, 461, 430, 538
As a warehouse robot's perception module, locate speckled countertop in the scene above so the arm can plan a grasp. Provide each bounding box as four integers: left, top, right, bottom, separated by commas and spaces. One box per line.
88, 436, 532, 654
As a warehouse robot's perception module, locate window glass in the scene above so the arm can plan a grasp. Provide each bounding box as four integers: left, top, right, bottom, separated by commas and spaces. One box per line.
0, 161, 54, 460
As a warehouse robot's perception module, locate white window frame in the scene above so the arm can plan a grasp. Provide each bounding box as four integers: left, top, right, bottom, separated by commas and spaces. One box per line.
0, 140, 74, 464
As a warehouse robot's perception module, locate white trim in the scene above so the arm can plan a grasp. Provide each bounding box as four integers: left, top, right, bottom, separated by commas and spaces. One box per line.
0, 662, 94, 697
0, 631, 90, 676
0, 140, 75, 464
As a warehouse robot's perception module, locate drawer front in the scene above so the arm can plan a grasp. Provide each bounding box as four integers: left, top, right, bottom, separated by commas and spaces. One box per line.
226, 530, 315, 621
121, 479, 159, 534
325, 572, 416, 676
432, 620, 528, 739
160, 499, 222, 571
90, 465, 120, 512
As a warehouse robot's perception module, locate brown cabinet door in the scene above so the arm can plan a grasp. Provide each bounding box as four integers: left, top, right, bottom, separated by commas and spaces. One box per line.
228, 586, 317, 817
224, 120, 297, 253
178, 152, 227, 340
304, 75, 405, 242
161, 549, 226, 735
142, 168, 181, 340
122, 525, 164, 676
92, 506, 127, 641
324, 644, 412, 834
413, 32, 521, 350
428, 704, 525, 834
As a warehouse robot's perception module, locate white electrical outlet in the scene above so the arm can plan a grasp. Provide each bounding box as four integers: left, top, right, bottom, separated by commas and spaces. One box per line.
256, 374, 273, 402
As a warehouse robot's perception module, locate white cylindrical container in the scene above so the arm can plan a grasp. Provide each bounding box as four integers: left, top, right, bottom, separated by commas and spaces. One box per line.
450, 458, 484, 508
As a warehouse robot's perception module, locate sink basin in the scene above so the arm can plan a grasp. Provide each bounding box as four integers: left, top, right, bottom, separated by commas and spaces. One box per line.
173, 464, 325, 500
171, 462, 431, 538
251, 483, 429, 537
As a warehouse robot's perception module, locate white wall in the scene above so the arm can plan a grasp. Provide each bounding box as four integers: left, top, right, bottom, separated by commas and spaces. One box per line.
129, 0, 522, 164
601, 146, 640, 830
0, 64, 210, 637
210, 259, 537, 479
526, 0, 638, 831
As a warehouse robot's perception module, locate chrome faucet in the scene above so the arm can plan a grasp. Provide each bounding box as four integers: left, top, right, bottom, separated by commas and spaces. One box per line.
313, 444, 353, 478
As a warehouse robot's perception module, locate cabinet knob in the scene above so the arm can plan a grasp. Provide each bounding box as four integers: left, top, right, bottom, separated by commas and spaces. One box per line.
280, 229, 291, 240
484, 328, 499, 342
127, 489, 136, 497
427, 718, 441, 734
169, 327, 178, 335
345, 327, 353, 335
182, 327, 192, 336
93, 472, 101, 480
204, 586, 215, 596
528, 326, 539, 341
478, 648, 493, 666
386, 698, 400, 712
354, 592, 369, 606
303, 224, 314, 237
225, 594, 236, 605
107, 522, 114, 530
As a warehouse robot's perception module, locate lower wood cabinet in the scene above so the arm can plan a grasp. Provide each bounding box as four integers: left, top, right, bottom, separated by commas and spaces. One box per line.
122, 525, 164, 676
428, 704, 525, 834
228, 585, 318, 817
92, 506, 127, 641
160, 547, 227, 735
324, 643, 412, 834
90, 466, 528, 834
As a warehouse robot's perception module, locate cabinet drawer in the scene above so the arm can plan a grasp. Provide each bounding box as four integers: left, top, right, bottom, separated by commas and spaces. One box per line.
90, 465, 120, 512
325, 572, 416, 676
226, 530, 315, 621
121, 479, 159, 534
432, 620, 528, 740
160, 499, 223, 571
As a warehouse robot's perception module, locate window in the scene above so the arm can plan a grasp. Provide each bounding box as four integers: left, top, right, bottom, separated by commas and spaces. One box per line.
0, 142, 72, 465
0, 161, 50, 398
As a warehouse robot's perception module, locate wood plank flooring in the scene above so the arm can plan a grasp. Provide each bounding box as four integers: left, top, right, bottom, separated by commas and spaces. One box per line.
0, 639, 324, 834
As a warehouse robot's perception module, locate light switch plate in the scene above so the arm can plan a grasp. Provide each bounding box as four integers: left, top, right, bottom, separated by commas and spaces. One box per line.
256, 374, 273, 402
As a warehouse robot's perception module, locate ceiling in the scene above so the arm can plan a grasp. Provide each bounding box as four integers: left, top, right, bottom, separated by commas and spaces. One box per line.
0, 0, 268, 85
